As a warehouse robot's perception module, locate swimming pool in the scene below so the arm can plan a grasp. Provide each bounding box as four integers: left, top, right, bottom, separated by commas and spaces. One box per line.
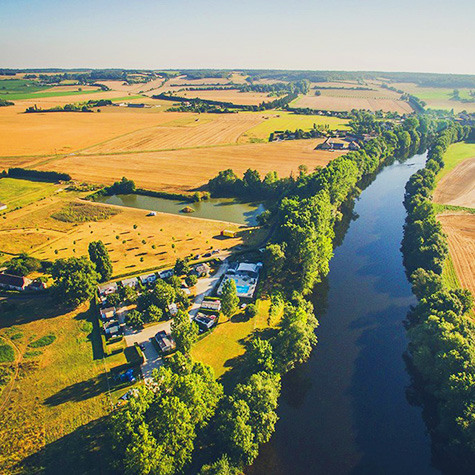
236, 285, 251, 295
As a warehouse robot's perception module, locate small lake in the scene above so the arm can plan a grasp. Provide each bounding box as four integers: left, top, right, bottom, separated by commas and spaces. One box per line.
95, 194, 265, 226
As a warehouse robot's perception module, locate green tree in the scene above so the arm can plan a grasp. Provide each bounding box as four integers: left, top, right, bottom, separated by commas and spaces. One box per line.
145, 304, 163, 323
88, 240, 113, 282
245, 303, 258, 319
174, 257, 190, 276
185, 274, 198, 287
171, 310, 198, 354
411, 268, 443, 300
151, 279, 176, 308
221, 279, 239, 317
199, 455, 240, 475
127, 309, 144, 328
51, 257, 99, 307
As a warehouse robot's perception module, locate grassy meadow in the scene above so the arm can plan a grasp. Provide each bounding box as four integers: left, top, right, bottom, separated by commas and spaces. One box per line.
436, 142, 475, 182
0, 178, 60, 210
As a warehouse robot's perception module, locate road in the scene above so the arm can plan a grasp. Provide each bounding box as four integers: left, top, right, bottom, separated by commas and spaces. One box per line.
124, 320, 171, 379
123, 261, 227, 378
188, 260, 228, 317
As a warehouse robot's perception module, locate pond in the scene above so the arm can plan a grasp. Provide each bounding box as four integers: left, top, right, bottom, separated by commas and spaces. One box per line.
95, 194, 265, 226
248, 153, 440, 475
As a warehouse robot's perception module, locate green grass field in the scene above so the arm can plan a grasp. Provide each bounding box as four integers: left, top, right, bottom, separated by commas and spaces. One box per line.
0, 79, 50, 96
0, 297, 130, 474
241, 111, 349, 142
0, 178, 60, 211
191, 299, 281, 382
442, 254, 461, 290
437, 142, 475, 182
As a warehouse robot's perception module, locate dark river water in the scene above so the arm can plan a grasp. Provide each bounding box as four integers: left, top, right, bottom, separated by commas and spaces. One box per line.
248, 153, 440, 475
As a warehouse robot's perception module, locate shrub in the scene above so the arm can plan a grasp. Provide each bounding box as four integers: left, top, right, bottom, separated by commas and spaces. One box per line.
0, 343, 14, 362
29, 334, 56, 348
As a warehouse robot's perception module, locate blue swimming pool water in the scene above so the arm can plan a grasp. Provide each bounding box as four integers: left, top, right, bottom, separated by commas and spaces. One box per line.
236, 285, 251, 294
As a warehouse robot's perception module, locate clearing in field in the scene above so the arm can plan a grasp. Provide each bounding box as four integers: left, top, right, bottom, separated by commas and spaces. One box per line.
438, 213, 475, 298
36, 139, 342, 193
178, 88, 272, 106
434, 142, 475, 208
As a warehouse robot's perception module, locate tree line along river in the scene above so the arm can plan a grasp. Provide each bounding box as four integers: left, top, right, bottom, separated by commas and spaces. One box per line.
248, 153, 442, 475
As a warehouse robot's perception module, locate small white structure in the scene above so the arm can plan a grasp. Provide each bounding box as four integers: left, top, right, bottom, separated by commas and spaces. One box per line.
201, 299, 221, 312
139, 273, 157, 285
98, 282, 118, 297
0, 273, 31, 291
0, 202, 7, 211
100, 307, 116, 321
121, 277, 138, 288
168, 303, 178, 317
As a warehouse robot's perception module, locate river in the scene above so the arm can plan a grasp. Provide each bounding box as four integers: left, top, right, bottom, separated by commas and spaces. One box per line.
248, 153, 440, 475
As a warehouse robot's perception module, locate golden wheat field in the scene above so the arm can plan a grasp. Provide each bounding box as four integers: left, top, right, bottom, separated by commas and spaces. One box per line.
438, 213, 475, 297
36, 138, 342, 192
433, 157, 475, 208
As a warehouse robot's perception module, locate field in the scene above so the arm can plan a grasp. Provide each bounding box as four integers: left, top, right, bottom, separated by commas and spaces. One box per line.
292, 92, 413, 113
0, 298, 126, 474
80, 114, 264, 154
0, 181, 259, 274
191, 299, 281, 381
433, 142, 475, 208
391, 82, 475, 113
438, 213, 475, 298
0, 178, 60, 210
178, 88, 272, 106
239, 111, 349, 142
35, 138, 342, 193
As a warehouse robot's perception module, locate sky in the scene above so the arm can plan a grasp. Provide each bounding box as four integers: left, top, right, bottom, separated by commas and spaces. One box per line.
1, 0, 474, 74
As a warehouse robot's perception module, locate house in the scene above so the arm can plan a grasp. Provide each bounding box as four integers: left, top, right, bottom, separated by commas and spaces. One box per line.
158, 269, 174, 279
168, 303, 178, 317
236, 262, 262, 278
121, 277, 138, 288
317, 137, 333, 150
0, 273, 32, 291
104, 319, 121, 337
201, 299, 221, 312
97, 282, 118, 297
139, 273, 157, 285
154, 331, 176, 354
100, 307, 116, 321
0, 202, 7, 211
194, 312, 217, 331
29, 280, 47, 291
193, 263, 210, 277
127, 103, 145, 108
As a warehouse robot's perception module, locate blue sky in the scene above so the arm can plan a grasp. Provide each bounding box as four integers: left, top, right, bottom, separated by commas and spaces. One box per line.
1, 0, 474, 74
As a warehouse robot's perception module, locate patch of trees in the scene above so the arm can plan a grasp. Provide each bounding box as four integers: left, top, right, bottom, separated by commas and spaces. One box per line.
106, 176, 136, 195
0, 99, 14, 107
269, 124, 325, 142
6, 254, 42, 276
110, 353, 223, 474
401, 123, 475, 469
88, 241, 113, 282
238, 79, 310, 95
25, 99, 112, 113
7, 168, 71, 182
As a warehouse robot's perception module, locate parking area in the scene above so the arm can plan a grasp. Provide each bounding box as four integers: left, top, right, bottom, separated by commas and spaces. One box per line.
124, 320, 171, 379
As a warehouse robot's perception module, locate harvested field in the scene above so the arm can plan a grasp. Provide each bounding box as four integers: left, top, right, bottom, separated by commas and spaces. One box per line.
178, 89, 271, 106
438, 213, 475, 297
0, 106, 190, 157
82, 114, 264, 154
293, 93, 413, 113
434, 157, 475, 208
36, 139, 342, 193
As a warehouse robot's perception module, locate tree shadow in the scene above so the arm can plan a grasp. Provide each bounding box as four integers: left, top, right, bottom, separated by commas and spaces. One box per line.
43, 373, 108, 406
17, 416, 119, 475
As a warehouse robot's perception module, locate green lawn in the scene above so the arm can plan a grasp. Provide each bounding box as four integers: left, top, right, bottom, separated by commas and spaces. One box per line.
241, 111, 349, 142
437, 142, 475, 182
191, 299, 280, 381
0, 298, 129, 474
442, 254, 460, 290
0, 79, 50, 96
0, 178, 60, 211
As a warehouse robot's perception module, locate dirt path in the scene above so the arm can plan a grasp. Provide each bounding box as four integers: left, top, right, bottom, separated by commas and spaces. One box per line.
434, 156, 475, 208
